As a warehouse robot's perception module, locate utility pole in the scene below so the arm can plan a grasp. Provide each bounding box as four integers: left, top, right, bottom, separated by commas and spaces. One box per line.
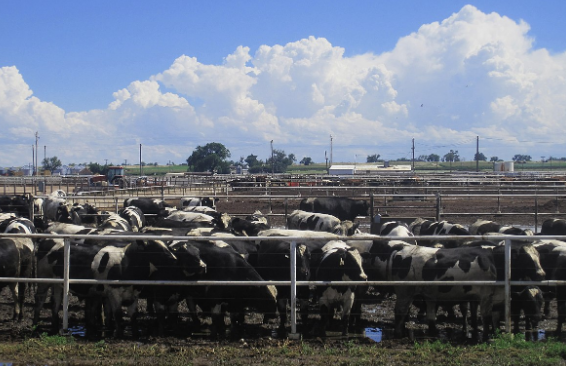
139, 144, 143, 177
412, 138, 415, 172
31, 145, 35, 176
34, 132, 39, 176
330, 135, 333, 167
270, 140, 274, 174
476, 136, 479, 172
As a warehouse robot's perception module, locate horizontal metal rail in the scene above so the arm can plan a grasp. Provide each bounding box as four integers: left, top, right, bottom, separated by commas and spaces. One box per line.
2, 231, 565, 337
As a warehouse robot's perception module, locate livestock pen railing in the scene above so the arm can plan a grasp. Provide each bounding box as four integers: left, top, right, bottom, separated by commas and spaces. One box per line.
33, 190, 566, 232
0, 232, 564, 339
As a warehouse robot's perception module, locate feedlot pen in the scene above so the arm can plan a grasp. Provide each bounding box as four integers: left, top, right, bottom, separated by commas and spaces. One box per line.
2, 172, 566, 342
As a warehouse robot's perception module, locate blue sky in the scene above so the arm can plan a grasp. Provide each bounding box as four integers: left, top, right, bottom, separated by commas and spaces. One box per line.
1, 1, 565, 167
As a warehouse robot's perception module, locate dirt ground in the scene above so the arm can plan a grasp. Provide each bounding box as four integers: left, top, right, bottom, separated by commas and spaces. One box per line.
0, 194, 565, 349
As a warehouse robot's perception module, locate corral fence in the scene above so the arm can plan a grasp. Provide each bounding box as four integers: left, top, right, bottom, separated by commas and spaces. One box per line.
0, 232, 564, 339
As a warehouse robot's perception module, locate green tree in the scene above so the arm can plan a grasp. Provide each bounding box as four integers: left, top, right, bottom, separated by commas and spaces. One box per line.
187, 142, 231, 174
427, 154, 440, 162
366, 154, 381, 163
245, 154, 265, 173
267, 149, 295, 173
88, 162, 109, 175
512, 154, 532, 162
42, 156, 62, 173
442, 150, 460, 162
474, 152, 487, 161
300, 157, 313, 165
490, 156, 500, 162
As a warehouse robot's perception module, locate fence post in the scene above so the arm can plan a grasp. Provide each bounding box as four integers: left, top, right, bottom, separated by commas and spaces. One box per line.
289, 240, 299, 339
535, 195, 539, 233
504, 238, 511, 334
62, 238, 71, 333
436, 193, 442, 221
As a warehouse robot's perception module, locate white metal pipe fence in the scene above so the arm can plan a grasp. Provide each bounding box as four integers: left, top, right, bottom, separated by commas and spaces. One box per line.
0, 232, 563, 338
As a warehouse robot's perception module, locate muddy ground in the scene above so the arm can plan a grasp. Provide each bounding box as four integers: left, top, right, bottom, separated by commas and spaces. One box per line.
1, 194, 565, 349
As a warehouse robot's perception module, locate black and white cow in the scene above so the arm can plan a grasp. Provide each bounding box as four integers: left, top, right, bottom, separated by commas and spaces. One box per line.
255, 238, 311, 335
179, 196, 218, 209
119, 206, 146, 232
511, 286, 544, 335
0, 214, 36, 321
409, 218, 469, 248
469, 219, 533, 236
299, 197, 369, 222
540, 218, 566, 235
231, 211, 270, 237
180, 239, 278, 339
0, 195, 30, 217
99, 213, 133, 231
92, 239, 205, 337
167, 208, 232, 231
363, 239, 497, 338
33, 237, 108, 335
287, 210, 359, 236
379, 221, 417, 245
123, 198, 171, 225
310, 240, 367, 336
42, 193, 77, 224
533, 239, 566, 330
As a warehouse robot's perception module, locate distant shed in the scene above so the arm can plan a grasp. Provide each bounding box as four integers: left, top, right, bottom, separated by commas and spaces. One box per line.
329, 165, 356, 175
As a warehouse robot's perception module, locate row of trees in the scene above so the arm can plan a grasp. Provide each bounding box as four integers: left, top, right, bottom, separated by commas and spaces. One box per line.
186, 142, 303, 174
38, 143, 555, 175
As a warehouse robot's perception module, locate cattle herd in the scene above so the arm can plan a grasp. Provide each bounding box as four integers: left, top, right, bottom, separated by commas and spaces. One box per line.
2, 191, 566, 342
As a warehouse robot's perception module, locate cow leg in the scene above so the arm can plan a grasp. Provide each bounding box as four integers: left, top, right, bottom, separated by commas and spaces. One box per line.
185, 296, 202, 329
276, 297, 288, 336
210, 303, 226, 339
126, 299, 139, 339
340, 290, 356, 336
479, 296, 494, 341
51, 284, 63, 334
460, 302, 469, 334
33, 283, 51, 327
8, 282, 20, 321
425, 300, 438, 336
394, 288, 414, 338
318, 304, 331, 337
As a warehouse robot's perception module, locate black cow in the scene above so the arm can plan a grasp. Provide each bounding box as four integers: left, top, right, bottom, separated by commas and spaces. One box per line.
310, 240, 367, 336
256, 239, 311, 335
299, 197, 369, 221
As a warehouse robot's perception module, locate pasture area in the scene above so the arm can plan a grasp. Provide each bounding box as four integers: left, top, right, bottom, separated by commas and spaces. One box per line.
2, 172, 566, 364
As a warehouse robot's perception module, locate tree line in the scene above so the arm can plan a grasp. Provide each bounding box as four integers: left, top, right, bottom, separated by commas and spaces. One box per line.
39, 142, 566, 175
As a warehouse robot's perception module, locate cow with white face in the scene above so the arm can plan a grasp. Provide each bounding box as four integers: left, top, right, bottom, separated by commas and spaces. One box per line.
311, 240, 367, 337
287, 210, 359, 236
